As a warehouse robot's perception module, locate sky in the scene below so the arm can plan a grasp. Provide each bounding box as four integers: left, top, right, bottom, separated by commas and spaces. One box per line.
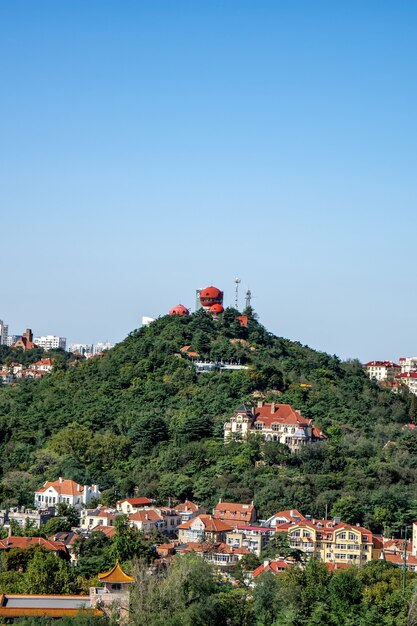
1, 1, 416, 360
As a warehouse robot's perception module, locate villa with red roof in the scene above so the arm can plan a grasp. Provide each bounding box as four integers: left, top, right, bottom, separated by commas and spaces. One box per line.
213, 500, 257, 525
224, 402, 326, 451
116, 497, 154, 515
178, 514, 233, 543
363, 360, 401, 382
176, 541, 250, 571
34, 478, 100, 509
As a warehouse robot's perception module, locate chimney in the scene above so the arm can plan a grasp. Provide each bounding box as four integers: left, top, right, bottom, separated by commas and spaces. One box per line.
270, 403, 275, 414
59, 477, 63, 483
263, 559, 270, 567
257, 400, 263, 408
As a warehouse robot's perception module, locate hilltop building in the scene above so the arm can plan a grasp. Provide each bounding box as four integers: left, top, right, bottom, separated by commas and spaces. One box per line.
198, 286, 224, 317
363, 361, 401, 382
169, 304, 190, 316
224, 402, 327, 451
34, 478, 100, 509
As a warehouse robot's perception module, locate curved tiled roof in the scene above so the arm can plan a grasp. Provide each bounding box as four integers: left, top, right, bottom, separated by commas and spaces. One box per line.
98, 562, 135, 584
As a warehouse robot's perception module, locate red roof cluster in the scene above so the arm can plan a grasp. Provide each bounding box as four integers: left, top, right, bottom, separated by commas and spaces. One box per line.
363, 361, 400, 368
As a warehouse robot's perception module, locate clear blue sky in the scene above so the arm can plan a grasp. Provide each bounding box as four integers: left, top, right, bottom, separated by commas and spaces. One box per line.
1, 1, 416, 360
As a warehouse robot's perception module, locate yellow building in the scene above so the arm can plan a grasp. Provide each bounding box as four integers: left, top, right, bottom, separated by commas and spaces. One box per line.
277, 519, 379, 565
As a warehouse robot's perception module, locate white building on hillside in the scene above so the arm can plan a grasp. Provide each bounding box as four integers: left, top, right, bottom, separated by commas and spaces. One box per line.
363, 361, 401, 382
34, 478, 100, 509
34, 336, 67, 351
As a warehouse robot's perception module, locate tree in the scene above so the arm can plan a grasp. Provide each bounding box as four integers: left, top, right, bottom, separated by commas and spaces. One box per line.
55, 503, 80, 527
111, 516, 154, 563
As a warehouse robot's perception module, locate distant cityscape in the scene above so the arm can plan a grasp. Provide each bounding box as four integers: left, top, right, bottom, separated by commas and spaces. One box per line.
0, 319, 114, 356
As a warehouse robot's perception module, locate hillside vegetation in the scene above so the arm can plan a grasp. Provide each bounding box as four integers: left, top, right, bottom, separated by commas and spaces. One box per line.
0, 308, 416, 533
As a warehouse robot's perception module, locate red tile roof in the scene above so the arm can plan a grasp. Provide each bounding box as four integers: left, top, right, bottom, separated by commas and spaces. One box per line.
363, 361, 400, 368
175, 500, 199, 513
36, 479, 84, 496
252, 559, 292, 577
179, 541, 250, 556
91, 525, 116, 538
213, 502, 256, 523
178, 514, 233, 532
128, 510, 162, 523
119, 497, 153, 506
0, 536, 66, 552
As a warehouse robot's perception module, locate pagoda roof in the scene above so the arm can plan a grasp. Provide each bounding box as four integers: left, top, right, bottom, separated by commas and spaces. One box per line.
98, 562, 135, 584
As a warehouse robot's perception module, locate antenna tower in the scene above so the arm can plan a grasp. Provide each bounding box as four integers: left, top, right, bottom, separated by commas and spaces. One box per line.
245, 289, 252, 309
234, 278, 241, 309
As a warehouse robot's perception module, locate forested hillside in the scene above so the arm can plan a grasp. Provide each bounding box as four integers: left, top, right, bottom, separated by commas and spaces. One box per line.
0, 308, 416, 534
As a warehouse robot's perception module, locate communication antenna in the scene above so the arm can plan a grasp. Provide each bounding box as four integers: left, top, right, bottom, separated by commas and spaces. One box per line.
245, 289, 252, 309
234, 278, 241, 309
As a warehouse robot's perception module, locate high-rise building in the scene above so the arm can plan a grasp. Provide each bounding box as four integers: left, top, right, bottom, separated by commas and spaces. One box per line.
34, 336, 67, 351
0, 320, 8, 345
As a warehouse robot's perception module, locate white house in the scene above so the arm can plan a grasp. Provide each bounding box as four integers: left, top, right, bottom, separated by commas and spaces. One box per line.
34, 478, 101, 509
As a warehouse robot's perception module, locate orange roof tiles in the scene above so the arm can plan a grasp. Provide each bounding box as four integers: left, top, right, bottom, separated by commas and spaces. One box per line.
119, 497, 153, 506
37, 479, 84, 496
0, 536, 67, 552
129, 510, 162, 522
178, 514, 233, 532
213, 502, 256, 523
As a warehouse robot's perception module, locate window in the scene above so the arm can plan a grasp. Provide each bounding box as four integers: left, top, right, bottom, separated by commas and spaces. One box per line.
338, 533, 346, 540
254, 422, 263, 430
348, 532, 356, 541
272, 423, 279, 431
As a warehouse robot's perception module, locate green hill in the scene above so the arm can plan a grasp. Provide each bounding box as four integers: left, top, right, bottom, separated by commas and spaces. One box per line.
0, 308, 415, 533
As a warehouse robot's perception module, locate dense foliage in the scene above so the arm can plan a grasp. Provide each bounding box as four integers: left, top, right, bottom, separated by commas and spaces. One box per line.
0, 308, 416, 533
9, 557, 417, 626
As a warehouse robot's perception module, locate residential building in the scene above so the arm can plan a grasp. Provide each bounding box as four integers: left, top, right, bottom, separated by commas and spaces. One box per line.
94, 342, 114, 354
276, 518, 378, 565
116, 497, 154, 515
174, 500, 200, 523
225, 525, 273, 556
0, 371, 14, 385
397, 372, 417, 395
224, 402, 327, 451
213, 500, 257, 525
128, 509, 165, 533
6, 335, 19, 346
13, 329, 37, 351
34, 478, 100, 509
80, 506, 118, 531
68, 343, 94, 356
0, 536, 69, 559
5, 506, 55, 529
34, 335, 67, 351
399, 357, 417, 374
177, 514, 232, 543
29, 358, 54, 372
0, 320, 8, 345
266, 509, 306, 528
48, 531, 80, 565
252, 558, 295, 577
176, 541, 249, 572
363, 361, 401, 382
